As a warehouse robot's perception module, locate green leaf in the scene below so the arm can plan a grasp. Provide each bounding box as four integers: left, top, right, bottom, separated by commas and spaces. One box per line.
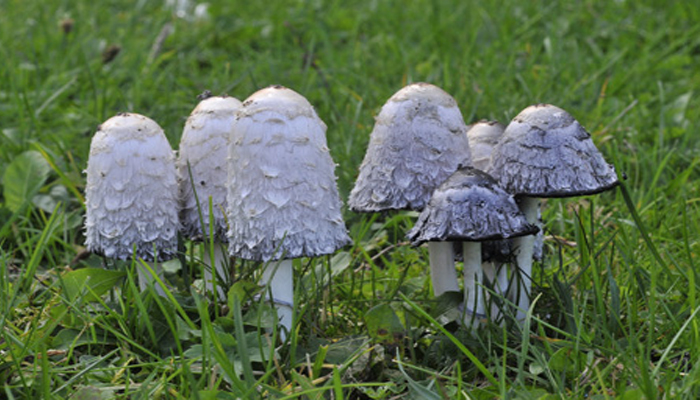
395, 354, 441, 400
70, 385, 115, 400
364, 304, 404, 345
33, 184, 70, 213
51, 328, 112, 350
61, 268, 126, 302
617, 388, 646, 400
329, 251, 351, 276
228, 279, 260, 305
548, 347, 585, 374
2, 150, 51, 212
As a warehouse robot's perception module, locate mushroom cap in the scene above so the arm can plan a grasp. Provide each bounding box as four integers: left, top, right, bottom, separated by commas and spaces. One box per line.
467, 120, 505, 171
227, 85, 352, 261
84, 113, 179, 261
178, 96, 243, 241
348, 82, 472, 212
406, 167, 538, 246
488, 104, 619, 198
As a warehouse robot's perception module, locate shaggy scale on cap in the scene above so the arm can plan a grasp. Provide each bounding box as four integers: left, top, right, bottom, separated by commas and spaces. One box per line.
348, 82, 472, 212
227, 85, 352, 261
84, 113, 179, 261
488, 104, 619, 198
178, 95, 242, 241
407, 167, 537, 246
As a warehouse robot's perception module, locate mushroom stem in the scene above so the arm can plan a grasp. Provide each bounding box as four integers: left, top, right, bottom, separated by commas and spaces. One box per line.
203, 242, 228, 301
428, 242, 460, 296
262, 259, 294, 338
462, 241, 485, 325
483, 262, 509, 322
513, 196, 540, 321
137, 262, 167, 297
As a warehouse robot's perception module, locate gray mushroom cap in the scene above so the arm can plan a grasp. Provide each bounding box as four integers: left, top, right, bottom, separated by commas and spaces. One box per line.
84, 112, 179, 261
178, 95, 243, 241
488, 104, 619, 198
348, 82, 472, 212
407, 167, 538, 246
227, 85, 352, 261
467, 120, 505, 171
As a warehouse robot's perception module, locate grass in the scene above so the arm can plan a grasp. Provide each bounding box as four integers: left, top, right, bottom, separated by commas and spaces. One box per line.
1, 0, 700, 398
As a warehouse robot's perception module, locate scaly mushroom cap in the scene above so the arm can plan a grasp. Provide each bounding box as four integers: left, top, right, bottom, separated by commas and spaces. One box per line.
467, 120, 505, 171
227, 85, 352, 261
178, 96, 242, 241
348, 82, 472, 212
407, 167, 537, 246
488, 104, 619, 198
84, 113, 179, 261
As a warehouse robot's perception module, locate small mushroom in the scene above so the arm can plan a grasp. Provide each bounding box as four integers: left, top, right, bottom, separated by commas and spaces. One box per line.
178, 95, 242, 300
488, 104, 619, 320
407, 167, 537, 325
227, 85, 352, 336
85, 113, 179, 295
348, 82, 472, 297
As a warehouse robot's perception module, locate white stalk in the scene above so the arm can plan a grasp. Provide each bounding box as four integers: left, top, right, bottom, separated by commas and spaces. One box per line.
482, 261, 497, 285
428, 242, 460, 296
483, 262, 509, 322
137, 261, 167, 297
512, 196, 540, 321
462, 241, 484, 325
262, 259, 294, 339
203, 242, 228, 301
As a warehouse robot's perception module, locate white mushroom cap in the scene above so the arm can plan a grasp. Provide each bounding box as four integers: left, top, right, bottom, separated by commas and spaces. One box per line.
488, 104, 619, 198
178, 95, 243, 241
348, 82, 472, 212
227, 85, 352, 261
407, 167, 537, 245
84, 113, 179, 261
467, 120, 505, 171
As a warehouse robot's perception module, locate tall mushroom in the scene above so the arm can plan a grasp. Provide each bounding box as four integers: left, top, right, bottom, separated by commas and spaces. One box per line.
85, 113, 179, 296
488, 104, 619, 321
178, 94, 242, 300
348, 82, 472, 297
407, 167, 537, 325
227, 85, 352, 336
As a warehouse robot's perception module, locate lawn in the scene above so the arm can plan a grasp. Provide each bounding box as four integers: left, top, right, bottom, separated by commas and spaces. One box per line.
1, 0, 700, 398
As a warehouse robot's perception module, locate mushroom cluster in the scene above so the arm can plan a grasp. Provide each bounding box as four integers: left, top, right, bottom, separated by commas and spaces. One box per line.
350, 89, 619, 327
407, 167, 537, 324
84, 87, 352, 338
84, 81, 620, 338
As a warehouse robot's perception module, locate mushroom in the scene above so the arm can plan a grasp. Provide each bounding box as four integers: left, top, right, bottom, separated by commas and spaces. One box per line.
407, 167, 537, 325
488, 104, 619, 321
227, 85, 352, 336
466, 120, 510, 299
178, 94, 242, 300
348, 82, 472, 297
85, 113, 179, 295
